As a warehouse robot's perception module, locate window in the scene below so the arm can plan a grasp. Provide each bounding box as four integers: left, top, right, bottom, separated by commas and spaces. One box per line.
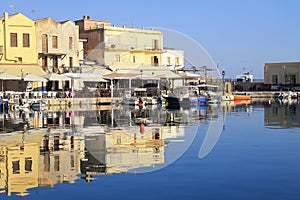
12, 160, 20, 174
152, 39, 159, 50
272, 75, 278, 84
23, 33, 30, 47
42, 34, 48, 52
69, 37, 73, 50
25, 157, 32, 172
166, 57, 171, 65
52, 36, 58, 48
42, 56, 48, 67
175, 57, 179, 66
54, 156, 60, 171
53, 56, 58, 67
70, 155, 75, 168
69, 57, 73, 67
10, 33, 17, 47
289, 75, 296, 84
152, 56, 159, 66
44, 154, 50, 172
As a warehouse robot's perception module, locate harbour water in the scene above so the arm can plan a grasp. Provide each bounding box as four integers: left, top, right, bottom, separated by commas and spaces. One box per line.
0, 101, 300, 200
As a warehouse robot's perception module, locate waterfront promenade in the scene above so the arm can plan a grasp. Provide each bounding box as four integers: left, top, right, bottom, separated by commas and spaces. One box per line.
3, 90, 298, 112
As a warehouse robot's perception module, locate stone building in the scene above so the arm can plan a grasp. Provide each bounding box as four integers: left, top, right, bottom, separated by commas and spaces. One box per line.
35, 18, 81, 73
264, 62, 300, 85
75, 16, 164, 67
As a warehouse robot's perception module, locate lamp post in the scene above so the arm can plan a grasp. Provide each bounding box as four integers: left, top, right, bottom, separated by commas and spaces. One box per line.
21, 68, 24, 92
222, 70, 225, 95
140, 69, 143, 88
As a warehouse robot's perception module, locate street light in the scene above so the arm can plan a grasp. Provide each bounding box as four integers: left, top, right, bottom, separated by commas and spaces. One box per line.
140, 69, 143, 87
222, 70, 225, 95
21, 68, 24, 92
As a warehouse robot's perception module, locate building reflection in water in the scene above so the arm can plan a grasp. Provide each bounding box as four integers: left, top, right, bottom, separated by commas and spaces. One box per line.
264, 102, 300, 128
0, 103, 224, 196
0, 132, 42, 196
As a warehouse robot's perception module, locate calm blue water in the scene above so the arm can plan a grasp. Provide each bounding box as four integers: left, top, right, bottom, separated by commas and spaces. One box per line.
1, 102, 300, 200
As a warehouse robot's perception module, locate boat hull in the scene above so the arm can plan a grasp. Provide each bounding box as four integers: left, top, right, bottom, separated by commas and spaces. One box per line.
163, 96, 180, 110
234, 95, 251, 101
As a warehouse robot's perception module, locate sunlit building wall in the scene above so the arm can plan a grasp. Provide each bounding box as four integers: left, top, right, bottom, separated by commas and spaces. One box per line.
0, 12, 45, 91
35, 18, 80, 74
104, 128, 164, 174
39, 134, 85, 187
162, 49, 184, 71
0, 142, 39, 196
75, 16, 164, 67
264, 62, 300, 85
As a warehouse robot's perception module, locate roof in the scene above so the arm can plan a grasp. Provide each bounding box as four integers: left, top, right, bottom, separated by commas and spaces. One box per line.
110, 65, 181, 79
103, 72, 140, 79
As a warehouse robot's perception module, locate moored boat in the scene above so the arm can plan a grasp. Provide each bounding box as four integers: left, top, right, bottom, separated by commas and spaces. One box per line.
162, 90, 180, 110
233, 95, 251, 101
175, 84, 220, 107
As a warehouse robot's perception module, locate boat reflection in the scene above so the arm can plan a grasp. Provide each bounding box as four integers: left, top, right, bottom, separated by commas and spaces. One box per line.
0, 103, 224, 197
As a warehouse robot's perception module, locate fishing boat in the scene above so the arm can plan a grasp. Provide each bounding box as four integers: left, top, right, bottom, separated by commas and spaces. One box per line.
162, 90, 180, 110
174, 84, 220, 107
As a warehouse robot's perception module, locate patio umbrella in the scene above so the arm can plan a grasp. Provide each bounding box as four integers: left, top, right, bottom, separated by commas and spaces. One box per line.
43, 73, 71, 81
24, 73, 48, 82
0, 72, 21, 93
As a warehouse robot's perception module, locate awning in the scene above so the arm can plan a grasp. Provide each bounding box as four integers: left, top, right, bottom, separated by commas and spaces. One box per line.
102, 72, 141, 79
0, 64, 47, 77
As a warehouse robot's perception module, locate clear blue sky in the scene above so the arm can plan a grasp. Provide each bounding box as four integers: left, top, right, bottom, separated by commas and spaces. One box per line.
1, 0, 300, 79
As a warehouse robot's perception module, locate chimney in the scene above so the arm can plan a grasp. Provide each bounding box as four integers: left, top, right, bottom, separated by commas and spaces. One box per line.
4, 12, 8, 22
83, 15, 90, 20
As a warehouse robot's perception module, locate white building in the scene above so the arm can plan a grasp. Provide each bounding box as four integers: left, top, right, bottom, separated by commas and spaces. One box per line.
162, 49, 184, 71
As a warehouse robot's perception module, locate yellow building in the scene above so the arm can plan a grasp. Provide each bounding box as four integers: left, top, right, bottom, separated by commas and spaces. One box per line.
0, 12, 45, 76
0, 141, 40, 196
0, 12, 46, 92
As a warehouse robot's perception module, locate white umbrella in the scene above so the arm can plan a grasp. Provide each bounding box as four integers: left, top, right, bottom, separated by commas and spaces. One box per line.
62, 72, 108, 82
24, 73, 48, 82
44, 73, 71, 81
0, 72, 21, 80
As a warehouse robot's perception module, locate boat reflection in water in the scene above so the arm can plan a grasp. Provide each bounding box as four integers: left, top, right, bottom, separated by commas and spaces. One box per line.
0, 102, 224, 196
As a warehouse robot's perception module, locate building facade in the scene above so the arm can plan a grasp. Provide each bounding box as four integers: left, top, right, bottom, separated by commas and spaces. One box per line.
162, 49, 184, 71
75, 16, 164, 67
264, 62, 300, 85
0, 12, 45, 76
0, 141, 40, 196
35, 18, 81, 73
0, 12, 47, 92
